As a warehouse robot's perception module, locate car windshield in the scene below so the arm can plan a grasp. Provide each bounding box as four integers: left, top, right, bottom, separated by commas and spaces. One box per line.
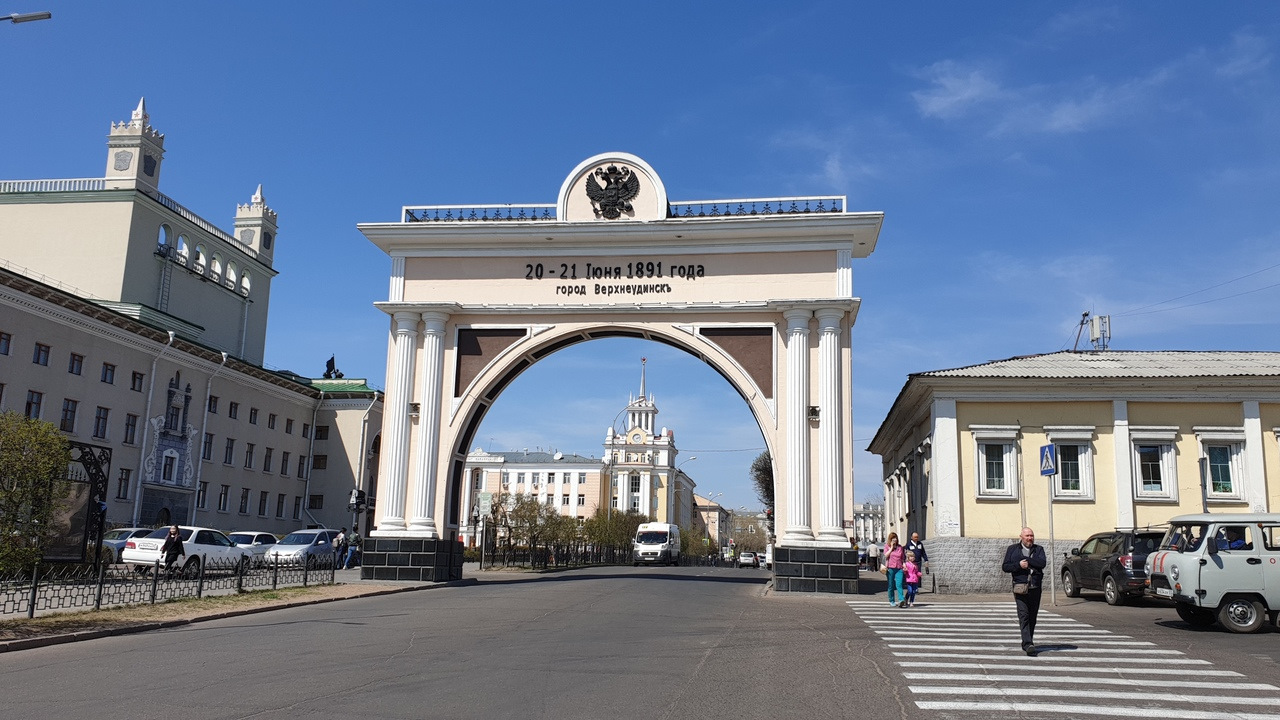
636, 531, 669, 544
279, 532, 319, 545
1160, 523, 1208, 551
229, 534, 255, 544
103, 529, 132, 540
143, 527, 193, 540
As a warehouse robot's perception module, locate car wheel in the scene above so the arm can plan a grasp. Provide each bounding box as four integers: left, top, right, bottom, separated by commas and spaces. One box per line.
1175, 604, 1216, 628
1103, 575, 1126, 606
1062, 569, 1080, 598
182, 557, 201, 580
1218, 597, 1265, 633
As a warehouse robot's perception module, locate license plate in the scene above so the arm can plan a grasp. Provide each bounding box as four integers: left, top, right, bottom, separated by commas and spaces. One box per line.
139, 542, 157, 550
1155, 588, 1173, 597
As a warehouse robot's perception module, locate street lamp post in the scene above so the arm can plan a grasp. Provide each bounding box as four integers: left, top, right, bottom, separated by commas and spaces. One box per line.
5, 11, 51, 23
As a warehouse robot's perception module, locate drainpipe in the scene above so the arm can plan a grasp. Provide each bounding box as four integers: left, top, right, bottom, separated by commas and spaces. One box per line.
352, 394, 379, 532
189, 351, 229, 526
302, 390, 325, 526
132, 331, 177, 526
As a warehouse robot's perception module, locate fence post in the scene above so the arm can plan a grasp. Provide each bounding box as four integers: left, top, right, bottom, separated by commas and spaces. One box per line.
196, 554, 206, 598
330, 554, 336, 585
236, 556, 244, 594
150, 559, 160, 604
303, 558, 309, 587
26, 562, 39, 619
272, 556, 279, 590
94, 563, 106, 611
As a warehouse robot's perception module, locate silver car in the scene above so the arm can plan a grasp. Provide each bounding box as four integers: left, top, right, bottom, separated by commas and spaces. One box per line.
99, 527, 152, 564
263, 529, 342, 568
229, 531, 278, 565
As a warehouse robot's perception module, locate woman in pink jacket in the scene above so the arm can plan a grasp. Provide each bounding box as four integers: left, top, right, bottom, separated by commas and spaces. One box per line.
883, 532, 906, 607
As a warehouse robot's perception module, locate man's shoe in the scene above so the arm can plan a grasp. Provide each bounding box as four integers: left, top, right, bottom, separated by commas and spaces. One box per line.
1024, 645, 1038, 656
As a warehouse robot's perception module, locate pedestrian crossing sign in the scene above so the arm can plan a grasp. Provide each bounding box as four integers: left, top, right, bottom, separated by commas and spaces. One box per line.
1040, 444, 1057, 476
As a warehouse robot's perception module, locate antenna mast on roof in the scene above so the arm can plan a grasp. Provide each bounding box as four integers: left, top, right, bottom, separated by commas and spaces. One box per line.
1089, 315, 1111, 351
1072, 312, 1090, 352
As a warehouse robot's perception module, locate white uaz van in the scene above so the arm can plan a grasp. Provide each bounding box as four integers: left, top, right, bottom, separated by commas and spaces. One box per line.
633, 522, 681, 567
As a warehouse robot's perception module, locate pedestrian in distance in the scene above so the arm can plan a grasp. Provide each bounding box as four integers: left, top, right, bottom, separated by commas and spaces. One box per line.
883, 532, 907, 608
903, 551, 921, 607
333, 527, 349, 569
867, 541, 881, 572
906, 532, 929, 576
161, 525, 185, 579
1002, 526, 1047, 656
344, 527, 362, 569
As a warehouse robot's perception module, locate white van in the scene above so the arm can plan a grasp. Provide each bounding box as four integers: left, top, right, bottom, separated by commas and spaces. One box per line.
1146, 512, 1280, 633
633, 522, 681, 567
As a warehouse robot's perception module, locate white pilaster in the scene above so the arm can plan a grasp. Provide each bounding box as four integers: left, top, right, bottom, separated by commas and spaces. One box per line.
815, 308, 846, 542
408, 311, 448, 536
375, 311, 419, 532
931, 399, 961, 537
781, 309, 814, 543
1243, 401, 1268, 512
389, 256, 405, 302
1112, 401, 1135, 530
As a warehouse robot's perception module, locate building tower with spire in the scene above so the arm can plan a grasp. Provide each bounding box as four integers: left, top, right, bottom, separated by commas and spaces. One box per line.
602, 358, 695, 526
105, 98, 165, 193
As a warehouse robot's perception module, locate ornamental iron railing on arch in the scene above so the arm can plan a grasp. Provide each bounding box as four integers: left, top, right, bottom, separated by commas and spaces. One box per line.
400, 195, 847, 223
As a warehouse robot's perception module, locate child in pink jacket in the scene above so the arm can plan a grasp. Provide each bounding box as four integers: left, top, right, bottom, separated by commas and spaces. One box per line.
904, 551, 922, 607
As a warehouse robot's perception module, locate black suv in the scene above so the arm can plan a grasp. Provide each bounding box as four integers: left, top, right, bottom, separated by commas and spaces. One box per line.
1061, 529, 1163, 605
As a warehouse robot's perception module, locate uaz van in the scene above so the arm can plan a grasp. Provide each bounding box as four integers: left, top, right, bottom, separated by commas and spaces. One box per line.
633, 522, 681, 566
1145, 513, 1280, 633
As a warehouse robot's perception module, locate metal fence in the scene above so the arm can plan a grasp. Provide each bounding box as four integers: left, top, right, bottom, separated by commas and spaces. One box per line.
0, 555, 341, 619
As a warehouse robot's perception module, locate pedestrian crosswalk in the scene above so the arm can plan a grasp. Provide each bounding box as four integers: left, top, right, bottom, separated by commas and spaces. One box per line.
847, 600, 1280, 719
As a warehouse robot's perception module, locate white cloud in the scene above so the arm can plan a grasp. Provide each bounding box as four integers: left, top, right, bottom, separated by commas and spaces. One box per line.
1217, 31, 1271, 78
911, 60, 1003, 119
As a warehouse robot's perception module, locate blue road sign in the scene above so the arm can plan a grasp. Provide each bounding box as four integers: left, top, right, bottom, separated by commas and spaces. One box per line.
1040, 444, 1057, 476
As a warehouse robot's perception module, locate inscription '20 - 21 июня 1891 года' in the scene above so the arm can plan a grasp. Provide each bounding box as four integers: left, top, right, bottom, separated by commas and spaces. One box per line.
524, 261, 708, 298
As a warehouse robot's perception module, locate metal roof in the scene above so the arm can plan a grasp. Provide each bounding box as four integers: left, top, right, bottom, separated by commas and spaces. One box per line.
919, 351, 1280, 379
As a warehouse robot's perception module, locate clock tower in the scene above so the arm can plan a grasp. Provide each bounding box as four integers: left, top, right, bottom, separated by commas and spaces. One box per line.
105, 98, 165, 193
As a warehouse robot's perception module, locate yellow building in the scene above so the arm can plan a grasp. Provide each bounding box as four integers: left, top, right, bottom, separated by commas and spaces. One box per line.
868, 351, 1280, 593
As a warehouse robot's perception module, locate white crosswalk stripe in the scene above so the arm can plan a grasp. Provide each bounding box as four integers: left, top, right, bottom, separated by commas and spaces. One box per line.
847, 599, 1280, 718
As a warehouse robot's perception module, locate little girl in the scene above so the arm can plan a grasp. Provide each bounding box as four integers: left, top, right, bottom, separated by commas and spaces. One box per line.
903, 551, 922, 607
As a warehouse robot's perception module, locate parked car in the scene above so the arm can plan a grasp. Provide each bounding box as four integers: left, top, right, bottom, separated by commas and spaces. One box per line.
263, 529, 342, 567
738, 552, 759, 569
120, 526, 250, 577
98, 527, 152, 564
1061, 528, 1163, 605
229, 531, 278, 565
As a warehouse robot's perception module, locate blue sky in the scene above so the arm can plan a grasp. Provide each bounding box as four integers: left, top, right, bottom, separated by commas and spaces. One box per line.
5, 3, 1280, 515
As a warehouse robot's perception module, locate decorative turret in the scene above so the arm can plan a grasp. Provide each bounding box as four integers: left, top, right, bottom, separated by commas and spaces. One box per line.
105, 98, 165, 192
234, 184, 278, 266
624, 357, 658, 435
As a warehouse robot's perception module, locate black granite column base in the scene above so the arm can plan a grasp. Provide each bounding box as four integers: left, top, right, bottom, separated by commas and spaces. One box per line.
771, 547, 860, 594
358, 536, 464, 582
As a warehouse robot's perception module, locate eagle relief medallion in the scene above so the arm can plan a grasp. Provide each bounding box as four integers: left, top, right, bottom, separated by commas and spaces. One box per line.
584, 164, 640, 219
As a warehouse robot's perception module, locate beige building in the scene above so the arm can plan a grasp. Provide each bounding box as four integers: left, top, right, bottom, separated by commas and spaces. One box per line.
458, 449, 606, 545
0, 100, 382, 536
868, 350, 1280, 592
693, 493, 730, 551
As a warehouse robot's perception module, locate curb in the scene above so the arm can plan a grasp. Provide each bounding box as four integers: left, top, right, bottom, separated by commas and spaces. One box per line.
0, 578, 476, 654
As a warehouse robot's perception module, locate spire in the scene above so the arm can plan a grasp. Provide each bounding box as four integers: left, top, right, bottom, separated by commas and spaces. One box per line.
639, 357, 647, 401
252, 183, 264, 205
131, 97, 148, 127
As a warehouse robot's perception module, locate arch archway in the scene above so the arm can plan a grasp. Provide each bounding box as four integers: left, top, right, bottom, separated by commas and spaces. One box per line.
359, 153, 882, 591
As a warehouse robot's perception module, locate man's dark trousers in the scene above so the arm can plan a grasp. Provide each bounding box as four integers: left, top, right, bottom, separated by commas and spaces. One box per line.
1015, 586, 1042, 649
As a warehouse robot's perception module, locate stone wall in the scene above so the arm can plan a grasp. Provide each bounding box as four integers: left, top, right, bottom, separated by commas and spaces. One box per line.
923, 536, 1084, 594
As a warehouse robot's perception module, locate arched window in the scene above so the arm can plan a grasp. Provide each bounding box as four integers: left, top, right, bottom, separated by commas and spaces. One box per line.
211, 254, 223, 282
157, 224, 171, 249
194, 244, 207, 273
239, 271, 252, 296
225, 262, 238, 288
176, 235, 190, 265
262, 231, 273, 250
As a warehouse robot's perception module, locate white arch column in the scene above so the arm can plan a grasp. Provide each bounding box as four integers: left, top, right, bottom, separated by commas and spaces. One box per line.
815, 307, 846, 542
408, 311, 448, 536
782, 309, 814, 543
375, 311, 419, 532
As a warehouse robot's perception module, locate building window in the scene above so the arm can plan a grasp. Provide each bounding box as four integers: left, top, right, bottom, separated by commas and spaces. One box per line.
308, 494, 324, 510
131, 371, 145, 392
545, 496, 554, 506
1045, 427, 1095, 501
263, 447, 274, 473
315, 425, 329, 440
162, 454, 176, 483
276, 493, 286, 518
101, 363, 116, 384
68, 353, 83, 375
502, 472, 510, 487
249, 407, 258, 425
25, 390, 42, 419
33, 343, 49, 366
281, 451, 290, 476
258, 491, 269, 516
0, 331, 10, 355
228, 401, 239, 420
92, 406, 110, 439
561, 495, 570, 506
1195, 427, 1246, 501
202, 432, 213, 460
164, 404, 180, 432
125, 414, 139, 445
285, 418, 294, 434
298, 455, 307, 479
239, 488, 251, 514
197, 482, 208, 510
268, 413, 277, 430
1131, 427, 1178, 500
578, 472, 586, 484
293, 496, 302, 520
218, 485, 230, 512
224, 438, 236, 465
244, 443, 255, 469
312, 455, 328, 470
60, 398, 78, 432
630, 496, 640, 511
302, 423, 310, 439
473, 472, 483, 490
516, 472, 525, 485
970, 425, 1019, 499
629, 473, 641, 494
116, 469, 131, 500
577, 494, 585, 506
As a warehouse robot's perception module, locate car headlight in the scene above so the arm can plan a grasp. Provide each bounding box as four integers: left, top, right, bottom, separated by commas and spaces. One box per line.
1170, 565, 1180, 581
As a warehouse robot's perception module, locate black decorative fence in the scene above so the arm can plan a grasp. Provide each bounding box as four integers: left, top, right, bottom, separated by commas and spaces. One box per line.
0, 555, 342, 619
477, 537, 728, 571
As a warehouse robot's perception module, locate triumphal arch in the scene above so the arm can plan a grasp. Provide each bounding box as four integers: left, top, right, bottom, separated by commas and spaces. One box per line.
358, 153, 882, 592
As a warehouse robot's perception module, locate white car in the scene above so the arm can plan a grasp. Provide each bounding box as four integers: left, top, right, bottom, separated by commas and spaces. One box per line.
229, 531, 278, 565
121, 526, 250, 577
738, 552, 759, 568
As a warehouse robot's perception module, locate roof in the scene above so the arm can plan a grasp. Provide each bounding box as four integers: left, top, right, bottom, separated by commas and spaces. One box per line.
307, 378, 381, 395
471, 450, 602, 465
919, 351, 1280, 379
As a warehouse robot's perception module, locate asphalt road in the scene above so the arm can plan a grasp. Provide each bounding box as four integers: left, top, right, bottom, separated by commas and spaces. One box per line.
7, 566, 1280, 720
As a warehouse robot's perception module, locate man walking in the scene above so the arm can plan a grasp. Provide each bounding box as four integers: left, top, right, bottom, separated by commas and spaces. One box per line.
906, 532, 929, 575
344, 527, 362, 569
1002, 527, 1047, 656
867, 541, 880, 572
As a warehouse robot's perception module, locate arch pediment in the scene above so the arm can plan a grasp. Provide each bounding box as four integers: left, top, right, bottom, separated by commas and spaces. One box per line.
557, 152, 668, 223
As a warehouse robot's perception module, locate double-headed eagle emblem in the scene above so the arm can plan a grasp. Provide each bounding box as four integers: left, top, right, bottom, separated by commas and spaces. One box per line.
584, 164, 640, 219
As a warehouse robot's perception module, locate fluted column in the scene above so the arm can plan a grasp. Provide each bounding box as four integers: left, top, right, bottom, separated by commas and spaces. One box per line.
816, 308, 846, 542
408, 311, 448, 536
377, 311, 419, 531
782, 309, 814, 543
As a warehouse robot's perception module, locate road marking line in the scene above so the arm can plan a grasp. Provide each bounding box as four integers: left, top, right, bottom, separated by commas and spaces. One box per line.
897, 661, 1237, 675
910, 685, 1275, 705
892, 646, 1182, 654
876, 635, 1146, 644
893, 652, 1208, 663
913, 700, 1280, 720
902, 672, 1274, 690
